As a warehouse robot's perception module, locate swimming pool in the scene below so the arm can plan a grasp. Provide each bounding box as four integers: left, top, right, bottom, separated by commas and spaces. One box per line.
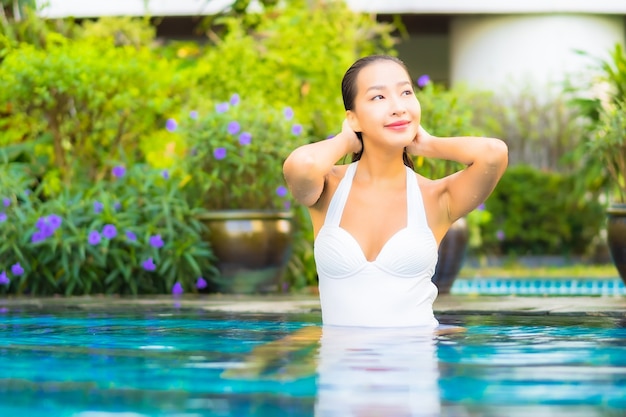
0, 306, 624, 416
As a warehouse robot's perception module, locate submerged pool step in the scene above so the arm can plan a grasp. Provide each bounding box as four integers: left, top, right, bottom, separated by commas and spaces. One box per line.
450, 278, 626, 296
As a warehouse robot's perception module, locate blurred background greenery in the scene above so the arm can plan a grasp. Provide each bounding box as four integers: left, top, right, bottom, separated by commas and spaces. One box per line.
0, 0, 622, 295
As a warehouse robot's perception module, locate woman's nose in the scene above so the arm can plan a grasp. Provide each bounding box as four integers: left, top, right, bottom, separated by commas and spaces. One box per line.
389, 96, 407, 115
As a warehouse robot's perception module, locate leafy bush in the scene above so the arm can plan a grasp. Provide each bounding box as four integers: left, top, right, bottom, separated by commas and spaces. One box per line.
480, 164, 605, 256
415, 80, 488, 178
0, 163, 217, 295
0, 34, 187, 194
170, 94, 308, 210
186, 0, 397, 138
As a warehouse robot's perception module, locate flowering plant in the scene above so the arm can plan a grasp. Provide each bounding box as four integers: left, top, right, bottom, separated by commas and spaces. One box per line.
169, 94, 308, 211
0, 163, 216, 295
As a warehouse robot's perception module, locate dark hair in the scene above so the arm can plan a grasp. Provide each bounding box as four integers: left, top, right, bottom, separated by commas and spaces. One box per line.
341, 55, 415, 169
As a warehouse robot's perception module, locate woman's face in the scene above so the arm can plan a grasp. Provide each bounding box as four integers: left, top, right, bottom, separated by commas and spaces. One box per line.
347, 60, 421, 149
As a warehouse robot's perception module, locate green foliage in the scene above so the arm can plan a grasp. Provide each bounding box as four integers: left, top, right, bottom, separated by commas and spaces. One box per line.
187, 0, 398, 138
480, 165, 605, 256
77, 16, 156, 48
171, 95, 309, 210
568, 43, 626, 204
0, 163, 217, 296
415, 81, 487, 178
0, 0, 75, 49
0, 34, 187, 193
586, 100, 626, 203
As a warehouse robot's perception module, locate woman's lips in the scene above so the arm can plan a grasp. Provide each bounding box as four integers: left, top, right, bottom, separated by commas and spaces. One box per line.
385, 120, 410, 129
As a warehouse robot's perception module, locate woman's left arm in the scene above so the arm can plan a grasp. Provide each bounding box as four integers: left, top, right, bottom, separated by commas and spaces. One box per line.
410, 126, 508, 223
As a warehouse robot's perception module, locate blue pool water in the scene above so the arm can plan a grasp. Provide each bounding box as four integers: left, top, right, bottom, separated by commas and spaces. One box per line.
451, 278, 626, 296
0, 306, 625, 417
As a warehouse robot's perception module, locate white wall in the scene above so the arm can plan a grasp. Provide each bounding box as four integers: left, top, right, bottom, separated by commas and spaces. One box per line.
450, 14, 625, 96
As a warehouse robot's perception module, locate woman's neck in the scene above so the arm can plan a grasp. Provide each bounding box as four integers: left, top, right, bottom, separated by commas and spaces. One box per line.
354, 152, 407, 186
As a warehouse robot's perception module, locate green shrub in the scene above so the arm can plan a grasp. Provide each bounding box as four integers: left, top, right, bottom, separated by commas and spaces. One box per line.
0, 34, 188, 194
186, 0, 397, 138
169, 95, 308, 210
480, 164, 605, 256
0, 163, 217, 296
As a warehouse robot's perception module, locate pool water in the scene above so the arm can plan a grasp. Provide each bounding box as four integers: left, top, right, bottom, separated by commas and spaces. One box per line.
0, 306, 625, 417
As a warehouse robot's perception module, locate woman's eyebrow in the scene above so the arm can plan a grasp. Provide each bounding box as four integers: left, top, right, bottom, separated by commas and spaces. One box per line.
365, 81, 412, 93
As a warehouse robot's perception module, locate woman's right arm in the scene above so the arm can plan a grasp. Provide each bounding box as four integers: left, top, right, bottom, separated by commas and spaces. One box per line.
283, 120, 361, 207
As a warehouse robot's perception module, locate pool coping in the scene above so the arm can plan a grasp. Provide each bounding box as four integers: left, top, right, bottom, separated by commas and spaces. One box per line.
1, 294, 625, 317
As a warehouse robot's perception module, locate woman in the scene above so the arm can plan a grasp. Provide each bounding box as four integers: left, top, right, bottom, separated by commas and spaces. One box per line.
283, 55, 508, 329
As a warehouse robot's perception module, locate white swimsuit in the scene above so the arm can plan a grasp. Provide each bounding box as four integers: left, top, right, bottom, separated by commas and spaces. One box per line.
314, 161, 439, 328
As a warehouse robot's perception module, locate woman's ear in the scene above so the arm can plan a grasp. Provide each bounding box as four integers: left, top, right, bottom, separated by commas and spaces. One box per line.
346, 110, 361, 133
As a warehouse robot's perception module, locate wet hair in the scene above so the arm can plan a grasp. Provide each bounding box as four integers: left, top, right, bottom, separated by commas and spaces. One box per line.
341, 55, 415, 169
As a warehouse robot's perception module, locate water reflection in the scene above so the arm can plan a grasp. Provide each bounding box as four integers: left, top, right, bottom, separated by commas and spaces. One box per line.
315, 326, 440, 417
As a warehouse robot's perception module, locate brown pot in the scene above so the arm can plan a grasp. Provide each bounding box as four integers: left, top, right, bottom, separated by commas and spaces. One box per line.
432, 217, 469, 294
607, 203, 626, 284
197, 210, 294, 294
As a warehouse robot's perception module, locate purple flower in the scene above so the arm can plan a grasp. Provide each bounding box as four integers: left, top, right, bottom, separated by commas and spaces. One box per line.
477, 203, 485, 211
88, 230, 101, 245
326, 134, 335, 139
284, 107, 294, 120
165, 118, 178, 132
34, 216, 56, 240
238, 132, 252, 146
10, 262, 23, 276
276, 185, 288, 198
112, 165, 126, 178
35, 217, 47, 229
417, 74, 430, 88
125, 230, 137, 241
0, 271, 9, 285
172, 282, 184, 295
0, 213, 6, 223
31, 231, 45, 243
214, 147, 227, 160
229, 94, 240, 106
216, 102, 229, 113
93, 201, 104, 214
496, 230, 505, 241
149, 234, 164, 248
196, 276, 208, 289
113, 201, 122, 211
227, 121, 240, 135
38, 222, 54, 238
284, 200, 291, 210
2, 197, 9, 207
291, 124, 303, 136
102, 224, 117, 239
142, 257, 156, 271
189, 110, 199, 120
47, 214, 62, 229
162, 170, 170, 179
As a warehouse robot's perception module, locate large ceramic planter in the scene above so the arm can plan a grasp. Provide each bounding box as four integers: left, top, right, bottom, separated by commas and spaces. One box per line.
607, 203, 626, 284
432, 217, 469, 294
197, 210, 294, 294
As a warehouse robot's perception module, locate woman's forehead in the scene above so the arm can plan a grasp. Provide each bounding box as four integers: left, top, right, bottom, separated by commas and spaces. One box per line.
356, 61, 411, 91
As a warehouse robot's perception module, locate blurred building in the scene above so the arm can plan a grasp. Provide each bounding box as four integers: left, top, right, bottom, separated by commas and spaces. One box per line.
37, 0, 626, 94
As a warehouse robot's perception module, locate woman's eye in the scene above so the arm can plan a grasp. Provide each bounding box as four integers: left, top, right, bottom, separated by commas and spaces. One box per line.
371, 95, 384, 101
402, 90, 413, 96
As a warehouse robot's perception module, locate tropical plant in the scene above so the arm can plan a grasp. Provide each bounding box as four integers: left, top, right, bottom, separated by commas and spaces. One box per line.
188, 0, 397, 139
587, 100, 626, 204
0, 34, 187, 195
168, 95, 309, 211
0, 162, 217, 295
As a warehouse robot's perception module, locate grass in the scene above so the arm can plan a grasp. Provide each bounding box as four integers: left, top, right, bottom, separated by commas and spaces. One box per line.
459, 263, 620, 279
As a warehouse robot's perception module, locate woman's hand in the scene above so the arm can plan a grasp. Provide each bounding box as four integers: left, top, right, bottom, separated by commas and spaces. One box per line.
339, 119, 362, 154
406, 125, 433, 156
